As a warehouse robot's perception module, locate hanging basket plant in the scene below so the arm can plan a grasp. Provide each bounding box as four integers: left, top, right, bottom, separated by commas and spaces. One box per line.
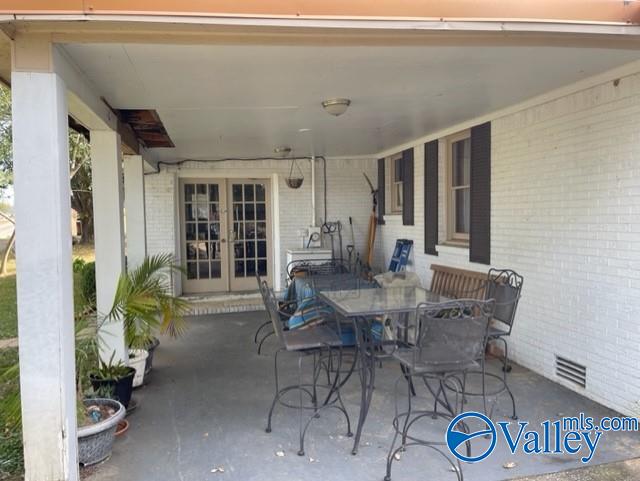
285, 155, 304, 189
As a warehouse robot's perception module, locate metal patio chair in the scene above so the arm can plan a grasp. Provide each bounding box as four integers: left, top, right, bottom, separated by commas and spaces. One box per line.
261, 280, 352, 456
443, 269, 523, 420
482, 268, 523, 419
384, 299, 495, 481
253, 272, 296, 354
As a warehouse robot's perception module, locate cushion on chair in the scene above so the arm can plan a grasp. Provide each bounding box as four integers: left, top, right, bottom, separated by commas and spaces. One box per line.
287, 298, 335, 330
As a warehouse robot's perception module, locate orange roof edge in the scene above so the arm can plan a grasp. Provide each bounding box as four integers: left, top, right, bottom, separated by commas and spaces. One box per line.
1, 0, 640, 25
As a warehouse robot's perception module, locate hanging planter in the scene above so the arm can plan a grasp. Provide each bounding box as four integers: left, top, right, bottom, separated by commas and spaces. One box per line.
285, 155, 304, 189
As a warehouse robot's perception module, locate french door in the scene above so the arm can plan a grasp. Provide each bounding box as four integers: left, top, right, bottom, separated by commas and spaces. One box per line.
180, 178, 271, 293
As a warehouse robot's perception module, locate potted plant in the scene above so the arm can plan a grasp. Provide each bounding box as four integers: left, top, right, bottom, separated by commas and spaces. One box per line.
73, 314, 127, 466
107, 254, 189, 384
88, 354, 136, 408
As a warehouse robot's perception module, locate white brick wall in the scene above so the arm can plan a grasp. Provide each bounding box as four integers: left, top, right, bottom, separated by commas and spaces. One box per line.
144, 157, 377, 289
376, 71, 640, 416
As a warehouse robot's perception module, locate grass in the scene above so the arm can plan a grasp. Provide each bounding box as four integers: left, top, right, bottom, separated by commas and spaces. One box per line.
0, 244, 95, 340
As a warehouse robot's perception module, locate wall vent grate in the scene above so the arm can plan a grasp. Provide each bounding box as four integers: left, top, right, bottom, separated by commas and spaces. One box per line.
555, 355, 586, 388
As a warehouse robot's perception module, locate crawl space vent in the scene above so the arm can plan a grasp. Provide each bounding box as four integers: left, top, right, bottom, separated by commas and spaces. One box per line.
555, 355, 586, 388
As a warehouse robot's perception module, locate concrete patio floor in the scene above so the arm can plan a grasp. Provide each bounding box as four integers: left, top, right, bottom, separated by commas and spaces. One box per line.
85, 312, 640, 481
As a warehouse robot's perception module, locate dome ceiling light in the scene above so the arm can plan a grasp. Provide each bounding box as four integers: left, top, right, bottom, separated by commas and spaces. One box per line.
322, 98, 351, 117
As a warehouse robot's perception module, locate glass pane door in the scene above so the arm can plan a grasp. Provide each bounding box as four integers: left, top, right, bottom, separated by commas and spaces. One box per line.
229, 180, 270, 291
181, 180, 228, 293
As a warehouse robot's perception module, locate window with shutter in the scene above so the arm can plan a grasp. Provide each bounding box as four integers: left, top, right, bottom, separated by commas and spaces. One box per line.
445, 130, 471, 245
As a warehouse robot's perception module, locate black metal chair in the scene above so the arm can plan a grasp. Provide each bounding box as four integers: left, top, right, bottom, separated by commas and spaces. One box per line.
482, 268, 523, 418
253, 272, 296, 354
261, 279, 352, 456
442, 268, 523, 420
384, 299, 495, 481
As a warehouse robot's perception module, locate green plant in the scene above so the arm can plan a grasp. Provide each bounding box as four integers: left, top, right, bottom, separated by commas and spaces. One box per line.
80, 261, 96, 308
90, 352, 133, 381
107, 253, 189, 349
73, 257, 87, 273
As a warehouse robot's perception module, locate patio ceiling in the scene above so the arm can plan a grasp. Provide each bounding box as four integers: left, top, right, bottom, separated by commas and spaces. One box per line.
61, 42, 640, 162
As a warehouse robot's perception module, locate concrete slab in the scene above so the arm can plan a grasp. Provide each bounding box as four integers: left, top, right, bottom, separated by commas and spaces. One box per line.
84, 312, 640, 481
513, 458, 640, 481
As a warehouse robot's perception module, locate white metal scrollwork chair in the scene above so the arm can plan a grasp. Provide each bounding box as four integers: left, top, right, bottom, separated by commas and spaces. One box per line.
384, 299, 495, 481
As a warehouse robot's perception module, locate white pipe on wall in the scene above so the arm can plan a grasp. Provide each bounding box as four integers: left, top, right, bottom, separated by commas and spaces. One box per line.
310, 155, 316, 227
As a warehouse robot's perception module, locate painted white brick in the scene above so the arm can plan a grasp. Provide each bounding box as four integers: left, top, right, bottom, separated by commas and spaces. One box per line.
376, 71, 640, 416
144, 157, 377, 289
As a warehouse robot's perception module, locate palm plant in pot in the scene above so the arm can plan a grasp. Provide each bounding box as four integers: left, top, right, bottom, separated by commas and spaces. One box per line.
107, 253, 189, 387
75, 313, 127, 466
0, 311, 128, 469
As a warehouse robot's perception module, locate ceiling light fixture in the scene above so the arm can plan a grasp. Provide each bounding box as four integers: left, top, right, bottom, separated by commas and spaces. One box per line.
322, 98, 351, 117
274, 146, 292, 157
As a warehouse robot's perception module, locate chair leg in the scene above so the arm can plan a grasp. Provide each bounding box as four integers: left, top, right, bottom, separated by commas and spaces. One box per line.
257, 330, 274, 355
400, 375, 413, 448
385, 376, 406, 481
253, 320, 271, 343
298, 355, 306, 456
266, 349, 283, 433
498, 337, 518, 420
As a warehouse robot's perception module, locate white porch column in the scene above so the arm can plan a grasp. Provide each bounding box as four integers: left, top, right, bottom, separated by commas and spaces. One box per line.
123, 154, 147, 269
91, 130, 127, 362
12, 37, 79, 481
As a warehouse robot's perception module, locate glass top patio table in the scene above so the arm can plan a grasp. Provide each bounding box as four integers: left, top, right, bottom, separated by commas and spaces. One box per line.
317, 285, 449, 455
318, 286, 447, 317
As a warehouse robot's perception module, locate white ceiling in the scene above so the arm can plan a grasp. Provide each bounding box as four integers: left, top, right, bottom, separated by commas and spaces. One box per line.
61, 42, 640, 162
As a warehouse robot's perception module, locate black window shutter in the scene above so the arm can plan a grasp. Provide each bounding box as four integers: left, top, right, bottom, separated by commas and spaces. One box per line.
401, 148, 414, 226
424, 140, 439, 255
377, 158, 385, 225
470, 122, 491, 264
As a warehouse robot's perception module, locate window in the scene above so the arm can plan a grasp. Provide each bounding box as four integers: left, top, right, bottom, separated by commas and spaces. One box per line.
446, 130, 470, 243
389, 153, 403, 214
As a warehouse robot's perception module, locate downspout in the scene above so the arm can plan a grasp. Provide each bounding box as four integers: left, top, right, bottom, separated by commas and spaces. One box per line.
310, 155, 316, 227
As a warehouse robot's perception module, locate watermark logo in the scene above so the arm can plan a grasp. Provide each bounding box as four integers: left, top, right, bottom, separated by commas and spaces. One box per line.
446, 411, 497, 463
446, 411, 639, 464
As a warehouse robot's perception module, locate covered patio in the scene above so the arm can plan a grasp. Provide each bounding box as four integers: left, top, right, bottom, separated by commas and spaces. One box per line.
85, 313, 640, 481
2, 2, 640, 481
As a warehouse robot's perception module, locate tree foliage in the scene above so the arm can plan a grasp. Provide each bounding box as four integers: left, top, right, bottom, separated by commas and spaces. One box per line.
0, 83, 95, 244
0, 84, 11, 189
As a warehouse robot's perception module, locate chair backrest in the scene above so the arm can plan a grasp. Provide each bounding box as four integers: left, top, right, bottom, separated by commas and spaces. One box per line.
287, 258, 351, 279
262, 282, 286, 342
485, 268, 523, 332
256, 272, 269, 304
429, 264, 487, 299
413, 299, 495, 371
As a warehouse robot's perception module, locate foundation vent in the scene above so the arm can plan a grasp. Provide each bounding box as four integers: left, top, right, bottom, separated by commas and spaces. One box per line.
555, 355, 586, 388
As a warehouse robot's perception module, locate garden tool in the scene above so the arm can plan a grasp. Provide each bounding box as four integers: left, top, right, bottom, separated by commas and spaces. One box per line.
321, 221, 337, 259
337, 221, 344, 263
346, 216, 355, 270
363, 173, 378, 269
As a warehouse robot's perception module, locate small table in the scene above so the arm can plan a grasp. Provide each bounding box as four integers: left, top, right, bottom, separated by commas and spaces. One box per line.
318, 286, 448, 454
